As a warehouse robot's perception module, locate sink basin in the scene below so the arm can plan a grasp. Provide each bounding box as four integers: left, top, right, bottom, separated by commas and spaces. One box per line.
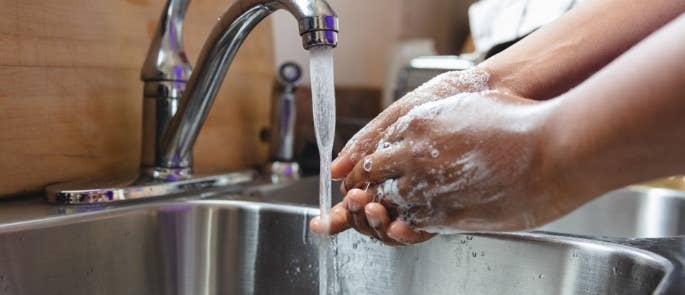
248, 176, 685, 238
0, 198, 674, 294
542, 186, 685, 238
244, 177, 344, 205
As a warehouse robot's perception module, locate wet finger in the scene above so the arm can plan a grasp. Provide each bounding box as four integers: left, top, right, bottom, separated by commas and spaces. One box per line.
333, 102, 411, 179
310, 201, 351, 235
344, 146, 405, 191
333, 124, 385, 179
346, 188, 374, 236
365, 203, 403, 246
339, 180, 347, 196
387, 220, 435, 245
331, 155, 355, 180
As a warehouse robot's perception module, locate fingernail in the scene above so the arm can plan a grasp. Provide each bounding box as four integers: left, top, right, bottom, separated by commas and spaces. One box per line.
367, 215, 380, 228
348, 200, 361, 212
365, 207, 380, 227
387, 231, 406, 243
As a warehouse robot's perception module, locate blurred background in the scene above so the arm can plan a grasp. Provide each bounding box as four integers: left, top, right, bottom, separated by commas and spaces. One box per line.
0, 0, 585, 196
269, 0, 582, 175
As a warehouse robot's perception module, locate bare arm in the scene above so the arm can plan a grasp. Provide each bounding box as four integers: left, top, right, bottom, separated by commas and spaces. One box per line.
545, 12, 685, 207
481, 0, 685, 99
331, 0, 685, 182
313, 12, 685, 245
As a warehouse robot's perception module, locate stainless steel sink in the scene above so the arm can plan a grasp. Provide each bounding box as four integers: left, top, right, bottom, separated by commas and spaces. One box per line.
244, 177, 344, 205
248, 176, 685, 238
542, 186, 685, 238
0, 197, 678, 294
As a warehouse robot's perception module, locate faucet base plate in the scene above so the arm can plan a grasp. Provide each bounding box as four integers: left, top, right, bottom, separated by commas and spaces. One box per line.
45, 170, 256, 205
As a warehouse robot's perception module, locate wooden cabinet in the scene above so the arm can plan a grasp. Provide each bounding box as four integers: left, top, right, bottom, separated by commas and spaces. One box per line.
0, 0, 274, 196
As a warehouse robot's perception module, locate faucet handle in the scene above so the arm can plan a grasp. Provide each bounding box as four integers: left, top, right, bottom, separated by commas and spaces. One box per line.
141, 0, 193, 83
140, 0, 194, 175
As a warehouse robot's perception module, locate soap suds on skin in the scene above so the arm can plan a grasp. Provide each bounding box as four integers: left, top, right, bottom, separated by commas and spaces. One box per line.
340, 67, 557, 234
340, 67, 491, 163
375, 151, 495, 226
365, 89, 559, 234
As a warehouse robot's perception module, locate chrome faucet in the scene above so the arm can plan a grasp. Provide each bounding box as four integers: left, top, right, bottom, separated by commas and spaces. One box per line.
142, 0, 338, 179
46, 0, 338, 204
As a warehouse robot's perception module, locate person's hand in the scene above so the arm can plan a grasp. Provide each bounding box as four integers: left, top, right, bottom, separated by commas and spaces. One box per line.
330, 68, 491, 180
312, 91, 576, 245
309, 68, 491, 246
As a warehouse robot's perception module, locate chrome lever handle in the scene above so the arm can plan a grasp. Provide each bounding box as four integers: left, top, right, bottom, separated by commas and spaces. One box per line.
140, 0, 194, 177
141, 0, 192, 83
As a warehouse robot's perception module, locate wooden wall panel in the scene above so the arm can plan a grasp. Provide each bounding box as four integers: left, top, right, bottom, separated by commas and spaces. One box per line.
0, 0, 274, 196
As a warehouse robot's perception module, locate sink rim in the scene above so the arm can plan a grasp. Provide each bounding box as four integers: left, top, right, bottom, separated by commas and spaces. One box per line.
0, 197, 679, 294
0, 197, 674, 266
0, 198, 317, 233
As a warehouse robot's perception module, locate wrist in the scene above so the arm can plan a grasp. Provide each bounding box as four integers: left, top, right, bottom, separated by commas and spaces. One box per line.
532, 98, 597, 211
479, 58, 536, 98
537, 95, 634, 210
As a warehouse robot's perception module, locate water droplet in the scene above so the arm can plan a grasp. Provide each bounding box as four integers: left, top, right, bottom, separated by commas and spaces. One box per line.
612, 267, 617, 275
363, 159, 373, 172
538, 274, 544, 279
471, 252, 477, 258
466, 236, 474, 240
480, 251, 485, 257
430, 149, 440, 158
486, 265, 491, 271
382, 142, 391, 149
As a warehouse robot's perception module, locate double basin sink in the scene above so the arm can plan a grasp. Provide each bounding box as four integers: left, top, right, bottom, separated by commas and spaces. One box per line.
0, 176, 684, 294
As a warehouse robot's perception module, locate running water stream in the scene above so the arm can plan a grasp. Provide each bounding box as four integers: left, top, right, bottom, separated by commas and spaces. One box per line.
309, 46, 339, 295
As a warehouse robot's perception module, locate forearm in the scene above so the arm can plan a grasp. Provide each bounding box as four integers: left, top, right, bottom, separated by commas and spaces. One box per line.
480, 0, 685, 99
546, 13, 685, 203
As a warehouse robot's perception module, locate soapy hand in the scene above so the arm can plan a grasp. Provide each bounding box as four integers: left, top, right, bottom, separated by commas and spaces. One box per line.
312, 90, 573, 245
329, 68, 491, 180
309, 68, 490, 245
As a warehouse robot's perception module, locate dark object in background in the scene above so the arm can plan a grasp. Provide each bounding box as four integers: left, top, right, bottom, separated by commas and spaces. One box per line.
269, 62, 302, 162
484, 33, 530, 59
265, 62, 303, 183
294, 87, 381, 176
393, 32, 531, 102
394, 55, 476, 100
262, 61, 381, 177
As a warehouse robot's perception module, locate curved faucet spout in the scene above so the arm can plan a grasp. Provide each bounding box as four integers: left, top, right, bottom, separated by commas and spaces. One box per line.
156, 0, 338, 173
